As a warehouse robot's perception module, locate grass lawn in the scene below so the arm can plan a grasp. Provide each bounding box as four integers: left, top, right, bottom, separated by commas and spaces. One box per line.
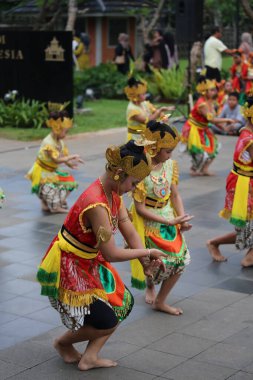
0, 56, 231, 141
0, 98, 183, 141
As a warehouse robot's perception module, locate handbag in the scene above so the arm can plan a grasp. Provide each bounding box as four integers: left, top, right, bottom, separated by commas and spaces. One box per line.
115, 55, 125, 64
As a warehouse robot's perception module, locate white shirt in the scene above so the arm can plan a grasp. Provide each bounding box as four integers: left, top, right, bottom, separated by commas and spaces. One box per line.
204, 36, 227, 70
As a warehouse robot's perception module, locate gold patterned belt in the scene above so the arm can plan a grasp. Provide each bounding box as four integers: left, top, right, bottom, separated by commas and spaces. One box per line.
145, 196, 169, 208
60, 225, 98, 254
233, 163, 253, 177
36, 159, 57, 172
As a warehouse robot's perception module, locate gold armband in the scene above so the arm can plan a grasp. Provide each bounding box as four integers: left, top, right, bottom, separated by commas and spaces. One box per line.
95, 226, 112, 248
118, 216, 130, 224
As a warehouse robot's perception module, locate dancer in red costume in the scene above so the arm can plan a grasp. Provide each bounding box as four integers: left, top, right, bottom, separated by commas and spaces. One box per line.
37, 140, 166, 371
207, 95, 253, 266
182, 78, 234, 176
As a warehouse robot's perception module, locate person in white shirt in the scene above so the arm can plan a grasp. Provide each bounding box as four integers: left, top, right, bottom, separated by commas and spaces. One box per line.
204, 26, 235, 82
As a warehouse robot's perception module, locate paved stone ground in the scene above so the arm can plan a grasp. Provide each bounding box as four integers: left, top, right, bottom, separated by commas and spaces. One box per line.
1, 126, 253, 380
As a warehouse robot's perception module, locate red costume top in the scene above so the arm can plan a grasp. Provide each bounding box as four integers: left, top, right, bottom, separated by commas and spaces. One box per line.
37, 178, 133, 323
220, 128, 253, 226
242, 63, 253, 94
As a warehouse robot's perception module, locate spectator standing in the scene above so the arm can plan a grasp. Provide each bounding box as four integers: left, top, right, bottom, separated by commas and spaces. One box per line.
73, 31, 90, 71
150, 29, 169, 69
239, 32, 253, 62
204, 26, 235, 82
114, 33, 134, 75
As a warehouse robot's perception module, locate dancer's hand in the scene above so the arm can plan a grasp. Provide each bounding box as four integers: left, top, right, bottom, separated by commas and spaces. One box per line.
66, 155, 84, 169
226, 119, 235, 124
143, 248, 166, 277
167, 214, 194, 226
68, 154, 85, 163
180, 221, 193, 232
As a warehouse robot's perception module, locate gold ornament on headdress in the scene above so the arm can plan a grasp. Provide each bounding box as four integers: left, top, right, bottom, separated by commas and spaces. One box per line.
141, 124, 180, 157
196, 79, 216, 94
124, 80, 147, 101
106, 145, 152, 181
48, 101, 70, 112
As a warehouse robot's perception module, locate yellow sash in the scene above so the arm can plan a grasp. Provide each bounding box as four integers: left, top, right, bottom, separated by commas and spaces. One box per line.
230, 171, 250, 227
188, 121, 202, 152
130, 204, 146, 289
37, 229, 98, 300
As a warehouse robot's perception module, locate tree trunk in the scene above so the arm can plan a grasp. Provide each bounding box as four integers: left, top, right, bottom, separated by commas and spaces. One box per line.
140, 0, 166, 44
65, 0, 78, 31
241, 0, 253, 21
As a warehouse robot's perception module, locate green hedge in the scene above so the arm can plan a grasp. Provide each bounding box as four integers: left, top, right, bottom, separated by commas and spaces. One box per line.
0, 98, 48, 129
74, 63, 127, 98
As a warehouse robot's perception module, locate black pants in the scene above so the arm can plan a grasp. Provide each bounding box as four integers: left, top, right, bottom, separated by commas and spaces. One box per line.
85, 300, 118, 330
205, 65, 221, 82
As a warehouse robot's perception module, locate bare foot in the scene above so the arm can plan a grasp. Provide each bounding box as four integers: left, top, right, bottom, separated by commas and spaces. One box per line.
41, 200, 50, 212
145, 286, 156, 304
190, 170, 203, 177
50, 207, 69, 214
78, 357, 117, 371
241, 250, 253, 267
54, 339, 81, 363
62, 201, 68, 210
153, 302, 183, 315
206, 240, 227, 262
201, 171, 215, 176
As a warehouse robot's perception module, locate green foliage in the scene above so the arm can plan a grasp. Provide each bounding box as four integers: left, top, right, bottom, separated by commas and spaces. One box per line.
147, 67, 186, 100
0, 98, 48, 129
74, 63, 127, 98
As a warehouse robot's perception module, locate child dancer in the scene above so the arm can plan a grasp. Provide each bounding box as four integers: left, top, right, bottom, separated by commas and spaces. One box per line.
207, 95, 253, 266
131, 120, 193, 315
125, 77, 173, 141
26, 107, 83, 213
182, 78, 234, 176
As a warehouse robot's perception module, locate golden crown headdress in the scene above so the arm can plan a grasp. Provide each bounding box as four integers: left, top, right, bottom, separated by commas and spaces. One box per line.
124, 79, 147, 101
140, 122, 180, 157
106, 145, 152, 181
46, 117, 73, 134
242, 92, 253, 122
46, 101, 72, 134
196, 79, 216, 94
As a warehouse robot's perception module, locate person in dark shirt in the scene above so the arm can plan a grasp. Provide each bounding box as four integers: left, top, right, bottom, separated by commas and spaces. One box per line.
114, 33, 134, 75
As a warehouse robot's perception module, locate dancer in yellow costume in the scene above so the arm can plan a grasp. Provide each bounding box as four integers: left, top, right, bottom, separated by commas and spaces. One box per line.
130, 119, 193, 315
125, 77, 174, 141
26, 104, 83, 213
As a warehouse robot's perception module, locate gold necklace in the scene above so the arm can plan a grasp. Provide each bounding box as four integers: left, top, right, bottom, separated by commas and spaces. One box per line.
150, 164, 169, 198
99, 178, 118, 233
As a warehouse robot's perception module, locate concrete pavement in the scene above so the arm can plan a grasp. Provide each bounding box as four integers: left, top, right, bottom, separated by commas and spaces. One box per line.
1, 127, 253, 379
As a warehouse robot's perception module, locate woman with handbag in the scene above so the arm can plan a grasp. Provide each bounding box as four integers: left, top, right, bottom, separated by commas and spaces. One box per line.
114, 33, 134, 75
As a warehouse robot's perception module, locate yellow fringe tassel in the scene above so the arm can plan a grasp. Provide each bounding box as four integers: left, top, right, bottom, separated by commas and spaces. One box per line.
59, 288, 107, 307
